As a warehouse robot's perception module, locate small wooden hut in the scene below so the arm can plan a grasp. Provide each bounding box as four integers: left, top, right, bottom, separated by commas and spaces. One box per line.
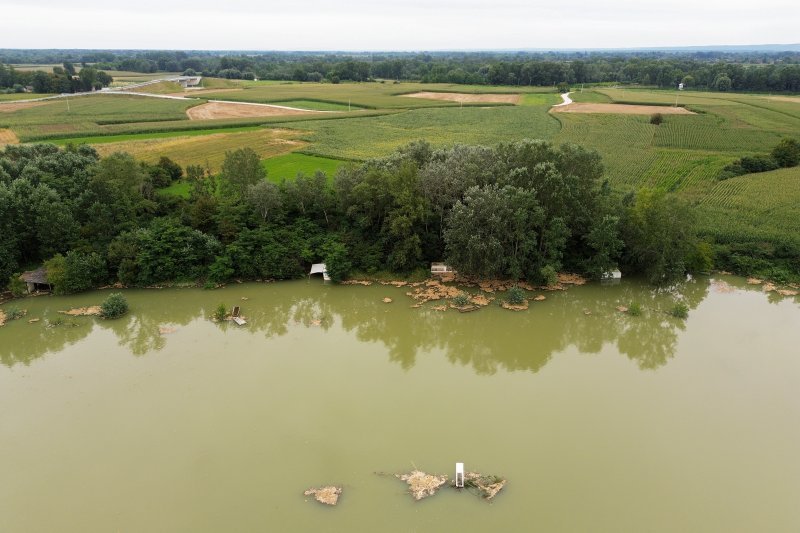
20, 267, 51, 293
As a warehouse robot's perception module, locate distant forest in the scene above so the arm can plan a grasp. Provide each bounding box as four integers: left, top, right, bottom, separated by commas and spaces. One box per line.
1, 49, 800, 92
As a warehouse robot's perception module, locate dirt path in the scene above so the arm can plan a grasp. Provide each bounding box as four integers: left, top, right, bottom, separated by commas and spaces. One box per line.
186, 100, 323, 120
551, 102, 695, 115
552, 92, 572, 107
402, 92, 521, 104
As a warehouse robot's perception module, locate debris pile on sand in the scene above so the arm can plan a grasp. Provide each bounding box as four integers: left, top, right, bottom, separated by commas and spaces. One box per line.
382, 297, 393, 303
408, 280, 462, 305
533, 295, 546, 301
303, 486, 342, 506
28, 318, 40, 323
341, 280, 373, 286
558, 273, 587, 286
396, 471, 448, 501
0, 310, 6, 327
615, 305, 629, 313
747, 278, 763, 285
777, 289, 799, 297
462, 472, 507, 500
379, 280, 408, 287
59, 306, 102, 316
501, 301, 529, 311
471, 294, 492, 306
763, 283, 777, 292
431, 305, 448, 311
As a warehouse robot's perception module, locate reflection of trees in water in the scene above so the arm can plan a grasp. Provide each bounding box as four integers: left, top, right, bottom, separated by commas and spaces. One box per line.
0, 278, 712, 373
0, 319, 93, 367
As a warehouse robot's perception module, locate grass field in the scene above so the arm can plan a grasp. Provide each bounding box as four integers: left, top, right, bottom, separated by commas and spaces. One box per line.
0, 93, 56, 101
263, 153, 346, 182
272, 99, 363, 111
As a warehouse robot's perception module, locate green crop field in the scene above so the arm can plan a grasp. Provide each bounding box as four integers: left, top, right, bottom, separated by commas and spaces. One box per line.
3, 82, 799, 255
0, 94, 198, 140
286, 104, 560, 160
263, 153, 346, 182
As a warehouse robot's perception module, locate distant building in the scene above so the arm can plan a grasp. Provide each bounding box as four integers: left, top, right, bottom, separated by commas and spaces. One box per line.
173, 76, 202, 88
678, 83, 685, 91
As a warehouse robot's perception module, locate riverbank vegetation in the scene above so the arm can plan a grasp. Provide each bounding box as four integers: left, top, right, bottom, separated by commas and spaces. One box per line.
1, 140, 718, 295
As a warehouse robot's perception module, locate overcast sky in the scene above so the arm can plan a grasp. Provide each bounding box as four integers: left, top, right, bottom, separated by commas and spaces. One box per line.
2, 0, 798, 50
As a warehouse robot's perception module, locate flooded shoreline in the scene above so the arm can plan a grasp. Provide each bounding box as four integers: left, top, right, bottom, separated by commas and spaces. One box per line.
1, 276, 799, 531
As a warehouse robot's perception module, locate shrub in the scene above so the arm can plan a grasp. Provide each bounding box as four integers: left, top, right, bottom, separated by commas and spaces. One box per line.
452, 292, 471, 307
670, 302, 689, 319
539, 265, 558, 287
5, 306, 26, 320
650, 113, 664, 125
100, 293, 129, 319
212, 303, 227, 321
628, 302, 642, 316
739, 155, 778, 174
506, 286, 526, 305
771, 138, 800, 168
8, 274, 26, 297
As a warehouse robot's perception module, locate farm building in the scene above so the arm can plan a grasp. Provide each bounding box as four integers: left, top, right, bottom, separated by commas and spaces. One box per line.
19, 267, 51, 293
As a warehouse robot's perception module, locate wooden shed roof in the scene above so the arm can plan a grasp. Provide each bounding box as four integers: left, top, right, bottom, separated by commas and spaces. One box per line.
20, 267, 48, 285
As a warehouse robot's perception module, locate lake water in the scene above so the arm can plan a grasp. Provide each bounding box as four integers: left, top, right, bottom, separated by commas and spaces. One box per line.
1, 276, 799, 532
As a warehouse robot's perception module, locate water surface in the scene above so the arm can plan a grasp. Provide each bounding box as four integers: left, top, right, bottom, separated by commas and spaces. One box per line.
1, 277, 798, 532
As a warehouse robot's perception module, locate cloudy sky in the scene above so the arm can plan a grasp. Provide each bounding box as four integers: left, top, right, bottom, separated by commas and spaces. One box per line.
1, 0, 798, 50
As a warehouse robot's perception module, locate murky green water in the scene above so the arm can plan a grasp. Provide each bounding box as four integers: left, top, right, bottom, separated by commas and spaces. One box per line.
1, 277, 799, 532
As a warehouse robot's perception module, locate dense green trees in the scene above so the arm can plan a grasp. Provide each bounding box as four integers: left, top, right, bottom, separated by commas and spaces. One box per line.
0, 139, 724, 295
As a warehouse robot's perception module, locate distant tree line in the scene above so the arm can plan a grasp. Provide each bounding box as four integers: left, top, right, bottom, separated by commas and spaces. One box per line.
2, 49, 800, 92
0, 62, 112, 94
1, 140, 721, 296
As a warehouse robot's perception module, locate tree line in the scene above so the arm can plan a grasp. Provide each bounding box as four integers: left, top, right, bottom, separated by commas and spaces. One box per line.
3, 49, 800, 92
0, 62, 112, 94
1, 140, 716, 296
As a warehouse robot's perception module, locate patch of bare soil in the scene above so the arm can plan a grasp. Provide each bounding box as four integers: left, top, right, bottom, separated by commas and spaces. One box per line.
747, 278, 763, 285
303, 486, 342, 506
551, 103, 695, 115
396, 471, 448, 501
777, 289, 799, 297
186, 101, 318, 120
59, 306, 101, 316
341, 280, 373, 286
403, 92, 521, 104
0, 129, 19, 145
0, 100, 48, 113
408, 280, 462, 305
765, 96, 800, 104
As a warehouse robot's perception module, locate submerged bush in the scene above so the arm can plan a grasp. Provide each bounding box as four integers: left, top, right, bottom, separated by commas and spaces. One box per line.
670, 302, 689, 319
452, 292, 471, 307
506, 286, 526, 306
212, 303, 227, 321
100, 293, 129, 319
628, 302, 642, 316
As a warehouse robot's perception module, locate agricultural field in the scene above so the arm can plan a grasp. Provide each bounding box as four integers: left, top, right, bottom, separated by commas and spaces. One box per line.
1, 80, 798, 249
92, 128, 307, 172
263, 153, 345, 182
0, 93, 56, 101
